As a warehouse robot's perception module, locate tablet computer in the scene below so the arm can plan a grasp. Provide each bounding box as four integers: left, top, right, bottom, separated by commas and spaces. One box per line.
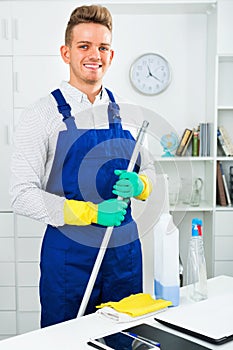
124, 323, 212, 350
87, 330, 160, 349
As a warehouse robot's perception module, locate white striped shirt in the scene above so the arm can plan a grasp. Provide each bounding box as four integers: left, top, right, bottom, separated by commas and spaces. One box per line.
10, 81, 152, 227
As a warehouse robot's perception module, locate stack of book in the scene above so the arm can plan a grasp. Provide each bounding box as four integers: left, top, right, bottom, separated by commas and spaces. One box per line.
175, 122, 211, 157
216, 161, 232, 206
217, 125, 233, 156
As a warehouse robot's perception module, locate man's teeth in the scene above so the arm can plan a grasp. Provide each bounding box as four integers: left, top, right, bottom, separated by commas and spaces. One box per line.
84, 64, 100, 68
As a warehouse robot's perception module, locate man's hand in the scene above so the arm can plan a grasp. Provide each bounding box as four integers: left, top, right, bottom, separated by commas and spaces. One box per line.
112, 170, 144, 199
97, 198, 128, 226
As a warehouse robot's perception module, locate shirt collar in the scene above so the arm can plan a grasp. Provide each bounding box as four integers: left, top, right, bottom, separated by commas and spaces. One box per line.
60, 81, 107, 104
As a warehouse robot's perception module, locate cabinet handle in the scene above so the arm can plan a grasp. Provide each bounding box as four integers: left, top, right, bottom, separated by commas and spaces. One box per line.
5, 125, 13, 145
12, 18, 18, 40
1, 19, 9, 40
13, 72, 19, 93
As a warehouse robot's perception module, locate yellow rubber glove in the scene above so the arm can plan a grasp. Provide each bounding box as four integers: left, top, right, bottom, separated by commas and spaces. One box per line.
136, 174, 153, 200
64, 200, 97, 226
64, 198, 127, 227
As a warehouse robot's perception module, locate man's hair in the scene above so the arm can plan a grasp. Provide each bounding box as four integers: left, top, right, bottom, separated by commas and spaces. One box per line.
65, 5, 112, 47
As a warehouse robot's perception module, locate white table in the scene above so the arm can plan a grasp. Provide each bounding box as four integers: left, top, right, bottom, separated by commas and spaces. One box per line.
0, 275, 232, 350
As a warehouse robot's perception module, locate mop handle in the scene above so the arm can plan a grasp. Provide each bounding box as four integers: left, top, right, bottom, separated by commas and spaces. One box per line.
77, 120, 149, 317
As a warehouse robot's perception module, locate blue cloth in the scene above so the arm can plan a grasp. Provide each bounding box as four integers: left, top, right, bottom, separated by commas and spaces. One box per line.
39, 89, 143, 327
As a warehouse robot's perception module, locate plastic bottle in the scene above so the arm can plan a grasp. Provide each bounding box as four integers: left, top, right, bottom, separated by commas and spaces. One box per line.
186, 218, 208, 302
154, 213, 180, 306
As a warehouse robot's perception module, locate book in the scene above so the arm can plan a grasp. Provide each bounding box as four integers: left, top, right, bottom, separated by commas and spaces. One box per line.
181, 128, 195, 156
199, 122, 211, 157
217, 127, 231, 156
216, 161, 227, 206
175, 128, 193, 156
219, 162, 231, 206
218, 126, 233, 156
192, 129, 199, 156
230, 166, 233, 202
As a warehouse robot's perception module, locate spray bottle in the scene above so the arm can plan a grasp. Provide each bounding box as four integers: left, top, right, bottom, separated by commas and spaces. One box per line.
186, 218, 208, 302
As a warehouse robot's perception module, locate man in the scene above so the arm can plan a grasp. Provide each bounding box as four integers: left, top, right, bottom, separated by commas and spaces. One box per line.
10, 5, 152, 328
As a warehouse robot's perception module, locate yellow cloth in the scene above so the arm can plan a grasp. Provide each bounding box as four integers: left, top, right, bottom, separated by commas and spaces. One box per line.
64, 199, 97, 225
136, 175, 153, 201
96, 293, 172, 317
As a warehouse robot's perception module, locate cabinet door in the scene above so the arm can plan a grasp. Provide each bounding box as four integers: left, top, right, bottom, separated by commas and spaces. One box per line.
214, 212, 233, 275
0, 3, 12, 55
217, 1, 233, 54
0, 213, 15, 329
12, 2, 77, 55
0, 57, 13, 211
13, 56, 69, 108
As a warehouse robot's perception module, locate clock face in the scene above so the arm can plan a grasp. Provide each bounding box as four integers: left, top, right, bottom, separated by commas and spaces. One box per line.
130, 53, 171, 95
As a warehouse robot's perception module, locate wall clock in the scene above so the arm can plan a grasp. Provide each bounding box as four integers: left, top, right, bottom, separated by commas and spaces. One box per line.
129, 53, 172, 95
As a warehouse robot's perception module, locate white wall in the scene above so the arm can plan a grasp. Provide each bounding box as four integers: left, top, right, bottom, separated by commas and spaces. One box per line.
104, 13, 207, 136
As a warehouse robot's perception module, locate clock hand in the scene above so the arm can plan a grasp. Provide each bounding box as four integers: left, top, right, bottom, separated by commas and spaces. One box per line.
150, 74, 162, 82
146, 64, 161, 81
146, 64, 152, 78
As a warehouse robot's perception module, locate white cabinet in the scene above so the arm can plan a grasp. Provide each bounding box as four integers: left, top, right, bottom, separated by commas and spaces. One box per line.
214, 212, 233, 276
0, 57, 13, 211
0, 312, 16, 337
17, 312, 40, 335
0, 214, 16, 338
0, 3, 12, 55
13, 56, 69, 108
217, 0, 233, 54
15, 215, 44, 331
213, 0, 233, 277
11, 2, 76, 55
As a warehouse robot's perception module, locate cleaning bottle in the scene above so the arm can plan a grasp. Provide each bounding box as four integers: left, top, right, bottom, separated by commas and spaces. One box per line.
186, 218, 208, 302
154, 213, 180, 306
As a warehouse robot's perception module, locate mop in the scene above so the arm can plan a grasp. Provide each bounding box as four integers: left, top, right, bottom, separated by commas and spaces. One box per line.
77, 120, 149, 317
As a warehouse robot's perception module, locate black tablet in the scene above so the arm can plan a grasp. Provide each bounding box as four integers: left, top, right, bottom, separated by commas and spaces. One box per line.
124, 323, 212, 350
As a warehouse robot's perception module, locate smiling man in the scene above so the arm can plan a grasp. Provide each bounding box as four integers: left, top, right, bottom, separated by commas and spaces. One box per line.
10, 5, 152, 329
61, 17, 114, 102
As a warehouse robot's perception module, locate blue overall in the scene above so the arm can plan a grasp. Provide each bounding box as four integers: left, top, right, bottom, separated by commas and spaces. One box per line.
39, 88, 143, 328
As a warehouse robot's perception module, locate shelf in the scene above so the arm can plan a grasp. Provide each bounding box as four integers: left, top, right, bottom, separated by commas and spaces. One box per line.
218, 55, 233, 62
215, 205, 233, 211
216, 157, 233, 161
170, 200, 213, 212
218, 106, 233, 110
154, 156, 214, 162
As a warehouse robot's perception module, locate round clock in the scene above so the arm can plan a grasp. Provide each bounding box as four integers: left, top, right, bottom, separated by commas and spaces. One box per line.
129, 53, 171, 95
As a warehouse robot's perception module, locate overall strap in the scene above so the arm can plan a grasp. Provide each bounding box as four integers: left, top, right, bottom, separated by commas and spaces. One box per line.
105, 88, 123, 130
51, 89, 72, 121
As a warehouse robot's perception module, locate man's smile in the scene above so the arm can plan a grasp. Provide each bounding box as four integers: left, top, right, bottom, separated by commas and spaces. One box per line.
84, 63, 102, 70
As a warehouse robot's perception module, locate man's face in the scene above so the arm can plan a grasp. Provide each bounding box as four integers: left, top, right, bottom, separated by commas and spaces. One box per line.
61, 22, 114, 87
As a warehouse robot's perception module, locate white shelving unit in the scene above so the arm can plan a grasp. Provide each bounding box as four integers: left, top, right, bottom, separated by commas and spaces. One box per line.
214, 0, 233, 278
0, 0, 232, 340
